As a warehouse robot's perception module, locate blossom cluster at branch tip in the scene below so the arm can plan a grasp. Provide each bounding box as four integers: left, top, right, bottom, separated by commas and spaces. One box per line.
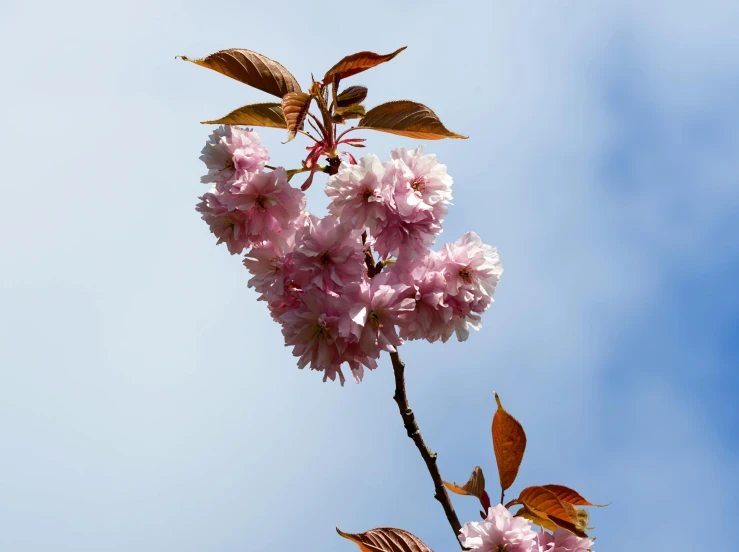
197, 126, 503, 384
459, 506, 594, 552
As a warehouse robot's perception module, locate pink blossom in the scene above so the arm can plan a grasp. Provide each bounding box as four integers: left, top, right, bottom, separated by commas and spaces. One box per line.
434, 231, 503, 340
372, 211, 441, 262
390, 146, 452, 221
279, 288, 379, 385
198, 168, 306, 253
325, 154, 394, 230
243, 240, 296, 302
292, 215, 365, 291
395, 252, 456, 343
227, 168, 306, 247
340, 273, 416, 355
195, 192, 251, 255
537, 529, 593, 552
459, 505, 539, 552
279, 289, 347, 384
200, 125, 270, 189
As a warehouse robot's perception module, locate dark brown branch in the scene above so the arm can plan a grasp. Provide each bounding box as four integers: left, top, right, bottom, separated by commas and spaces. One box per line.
390, 350, 464, 548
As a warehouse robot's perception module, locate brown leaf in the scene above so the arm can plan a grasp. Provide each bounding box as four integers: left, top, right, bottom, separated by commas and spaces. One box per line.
515, 486, 578, 525
358, 101, 467, 140
337, 105, 366, 122
337, 85, 368, 109
323, 47, 406, 85
281, 92, 312, 142
541, 485, 606, 507
443, 466, 486, 499
336, 527, 433, 552
514, 505, 559, 533
201, 102, 287, 127
178, 49, 301, 98
492, 392, 527, 493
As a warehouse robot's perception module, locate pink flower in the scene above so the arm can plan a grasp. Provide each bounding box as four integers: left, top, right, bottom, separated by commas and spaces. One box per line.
395, 252, 456, 343
292, 215, 365, 291
537, 529, 593, 552
325, 154, 394, 230
435, 231, 503, 340
243, 240, 296, 302
198, 168, 306, 254
227, 168, 306, 247
279, 289, 347, 384
372, 212, 441, 262
195, 192, 251, 255
340, 273, 416, 355
459, 505, 539, 552
438, 231, 503, 297
200, 125, 270, 189
390, 146, 452, 221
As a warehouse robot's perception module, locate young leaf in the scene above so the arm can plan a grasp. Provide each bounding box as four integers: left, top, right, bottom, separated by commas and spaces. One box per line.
178, 49, 301, 98
281, 92, 312, 142
541, 485, 606, 507
201, 102, 287, 128
359, 101, 467, 140
323, 47, 407, 85
512, 486, 579, 527
443, 465, 486, 499
337, 105, 366, 122
514, 503, 589, 538
336, 527, 432, 552
337, 85, 368, 109
492, 392, 527, 494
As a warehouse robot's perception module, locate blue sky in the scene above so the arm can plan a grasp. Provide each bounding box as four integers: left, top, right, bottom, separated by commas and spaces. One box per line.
1, 1, 737, 551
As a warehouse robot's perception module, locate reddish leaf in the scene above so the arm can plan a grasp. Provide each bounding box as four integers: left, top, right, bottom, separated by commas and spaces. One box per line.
359, 101, 467, 140
178, 48, 301, 98
281, 92, 312, 143
443, 466, 486, 500
323, 47, 406, 85
336, 85, 369, 109
492, 392, 527, 493
541, 485, 606, 507
200, 102, 286, 128
336, 527, 433, 552
516, 486, 577, 524
513, 504, 589, 538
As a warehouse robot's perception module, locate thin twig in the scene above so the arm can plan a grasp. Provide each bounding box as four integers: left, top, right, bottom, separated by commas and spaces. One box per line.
389, 351, 464, 548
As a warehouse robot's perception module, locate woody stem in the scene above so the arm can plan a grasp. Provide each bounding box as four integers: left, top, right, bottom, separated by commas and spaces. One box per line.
389, 350, 464, 548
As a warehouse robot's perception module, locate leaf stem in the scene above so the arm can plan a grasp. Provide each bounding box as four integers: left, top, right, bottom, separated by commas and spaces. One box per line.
389, 351, 464, 549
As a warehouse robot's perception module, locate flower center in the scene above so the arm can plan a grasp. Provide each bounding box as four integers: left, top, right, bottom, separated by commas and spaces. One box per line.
320, 251, 333, 265
368, 309, 383, 328
459, 267, 473, 283
254, 194, 268, 210
312, 321, 327, 337
411, 176, 426, 192
362, 188, 374, 202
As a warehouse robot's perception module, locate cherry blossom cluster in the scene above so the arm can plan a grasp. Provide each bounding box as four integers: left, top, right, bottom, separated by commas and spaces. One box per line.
196, 126, 503, 384
460, 506, 594, 552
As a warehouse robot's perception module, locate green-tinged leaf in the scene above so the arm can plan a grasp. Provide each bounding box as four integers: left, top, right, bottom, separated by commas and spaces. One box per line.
514, 504, 589, 539
333, 105, 366, 124
337, 85, 368, 109
515, 486, 577, 524
443, 466, 486, 499
336, 527, 433, 552
492, 392, 527, 493
201, 102, 286, 127
541, 485, 606, 507
323, 47, 406, 84
359, 101, 467, 140
281, 92, 311, 142
178, 49, 301, 98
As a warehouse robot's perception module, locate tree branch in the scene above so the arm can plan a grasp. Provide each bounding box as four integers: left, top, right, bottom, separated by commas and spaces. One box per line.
390, 350, 464, 548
